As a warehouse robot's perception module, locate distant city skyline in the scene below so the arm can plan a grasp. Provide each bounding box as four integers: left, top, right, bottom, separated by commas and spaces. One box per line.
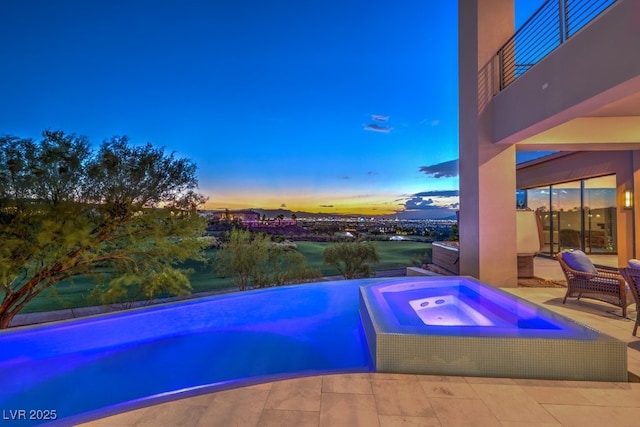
0, 0, 544, 219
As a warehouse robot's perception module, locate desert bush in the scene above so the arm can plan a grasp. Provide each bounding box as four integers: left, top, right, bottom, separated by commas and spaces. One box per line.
322, 240, 380, 279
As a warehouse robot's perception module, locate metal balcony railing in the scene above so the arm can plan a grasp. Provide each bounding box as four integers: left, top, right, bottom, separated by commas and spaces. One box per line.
478, 0, 617, 112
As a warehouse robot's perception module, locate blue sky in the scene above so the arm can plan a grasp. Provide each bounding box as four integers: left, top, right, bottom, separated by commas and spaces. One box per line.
0, 0, 543, 219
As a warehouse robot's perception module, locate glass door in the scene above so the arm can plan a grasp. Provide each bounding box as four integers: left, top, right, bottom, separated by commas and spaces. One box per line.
583, 175, 617, 254
526, 187, 551, 254
551, 182, 582, 252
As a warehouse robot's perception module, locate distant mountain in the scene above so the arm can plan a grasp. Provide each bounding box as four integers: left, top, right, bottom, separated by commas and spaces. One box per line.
393, 210, 458, 220
250, 208, 352, 220
208, 207, 458, 221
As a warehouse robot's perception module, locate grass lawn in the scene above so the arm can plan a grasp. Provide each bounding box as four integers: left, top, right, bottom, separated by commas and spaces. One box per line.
17, 240, 432, 315
295, 240, 431, 275
373, 240, 432, 270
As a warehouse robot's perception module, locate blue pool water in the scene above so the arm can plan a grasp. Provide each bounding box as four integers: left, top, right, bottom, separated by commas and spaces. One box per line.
0, 279, 374, 426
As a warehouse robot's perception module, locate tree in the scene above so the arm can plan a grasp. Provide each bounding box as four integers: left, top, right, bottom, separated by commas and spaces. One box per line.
254, 244, 321, 287
0, 131, 207, 328
215, 229, 320, 290
322, 241, 380, 279
214, 229, 271, 291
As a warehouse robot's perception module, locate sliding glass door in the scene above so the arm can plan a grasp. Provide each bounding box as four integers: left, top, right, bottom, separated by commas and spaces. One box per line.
523, 175, 617, 255
583, 176, 616, 254
552, 181, 582, 252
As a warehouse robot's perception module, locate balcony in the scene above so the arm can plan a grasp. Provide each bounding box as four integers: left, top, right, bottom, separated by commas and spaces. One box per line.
479, 0, 618, 113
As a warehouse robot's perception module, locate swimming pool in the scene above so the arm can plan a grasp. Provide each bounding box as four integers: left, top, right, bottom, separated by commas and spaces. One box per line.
360, 277, 627, 381
0, 280, 374, 426
0, 276, 628, 425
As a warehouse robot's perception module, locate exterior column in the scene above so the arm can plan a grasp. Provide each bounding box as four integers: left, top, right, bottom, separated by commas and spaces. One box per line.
458, 0, 517, 287
634, 151, 640, 259
616, 151, 640, 266
458, 0, 481, 278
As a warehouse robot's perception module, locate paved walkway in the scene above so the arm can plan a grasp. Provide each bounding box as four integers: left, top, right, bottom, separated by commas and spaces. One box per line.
79, 370, 640, 427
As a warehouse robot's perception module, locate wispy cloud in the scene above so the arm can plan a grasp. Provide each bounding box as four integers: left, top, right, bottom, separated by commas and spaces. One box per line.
371, 114, 389, 122
364, 124, 392, 133
413, 190, 459, 197
319, 204, 334, 208
418, 159, 459, 178
419, 118, 440, 127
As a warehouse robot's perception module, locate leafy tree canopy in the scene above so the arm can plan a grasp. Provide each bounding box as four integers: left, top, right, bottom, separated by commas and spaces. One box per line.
215, 228, 320, 290
322, 240, 380, 279
0, 130, 207, 328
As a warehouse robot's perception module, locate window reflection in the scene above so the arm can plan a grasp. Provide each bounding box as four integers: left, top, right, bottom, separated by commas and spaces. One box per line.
522, 175, 616, 255
583, 176, 616, 254
553, 181, 582, 252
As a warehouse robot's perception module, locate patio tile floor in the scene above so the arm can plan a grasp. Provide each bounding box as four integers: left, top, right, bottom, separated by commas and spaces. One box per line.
81, 368, 640, 426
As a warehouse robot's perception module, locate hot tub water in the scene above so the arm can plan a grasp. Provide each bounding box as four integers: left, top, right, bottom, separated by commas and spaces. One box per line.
408, 295, 494, 326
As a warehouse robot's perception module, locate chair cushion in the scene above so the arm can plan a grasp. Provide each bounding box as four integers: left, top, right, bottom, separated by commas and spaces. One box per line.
628, 259, 640, 269
561, 250, 598, 274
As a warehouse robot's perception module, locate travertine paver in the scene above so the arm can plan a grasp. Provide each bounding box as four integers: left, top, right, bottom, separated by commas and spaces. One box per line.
370, 379, 435, 417
319, 392, 379, 427
321, 373, 372, 394
467, 383, 558, 424
542, 405, 640, 427
263, 377, 322, 412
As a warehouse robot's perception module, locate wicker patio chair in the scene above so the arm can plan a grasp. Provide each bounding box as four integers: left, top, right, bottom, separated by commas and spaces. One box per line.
620, 267, 640, 335
556, 251, 632, 317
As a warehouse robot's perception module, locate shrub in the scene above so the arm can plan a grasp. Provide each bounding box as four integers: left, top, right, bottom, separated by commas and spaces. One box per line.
322, 241, 380, 279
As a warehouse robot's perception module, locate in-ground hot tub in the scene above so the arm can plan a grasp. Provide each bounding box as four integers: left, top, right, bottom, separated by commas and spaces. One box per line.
431, 241, 459, 274
359, 276, 627, 381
